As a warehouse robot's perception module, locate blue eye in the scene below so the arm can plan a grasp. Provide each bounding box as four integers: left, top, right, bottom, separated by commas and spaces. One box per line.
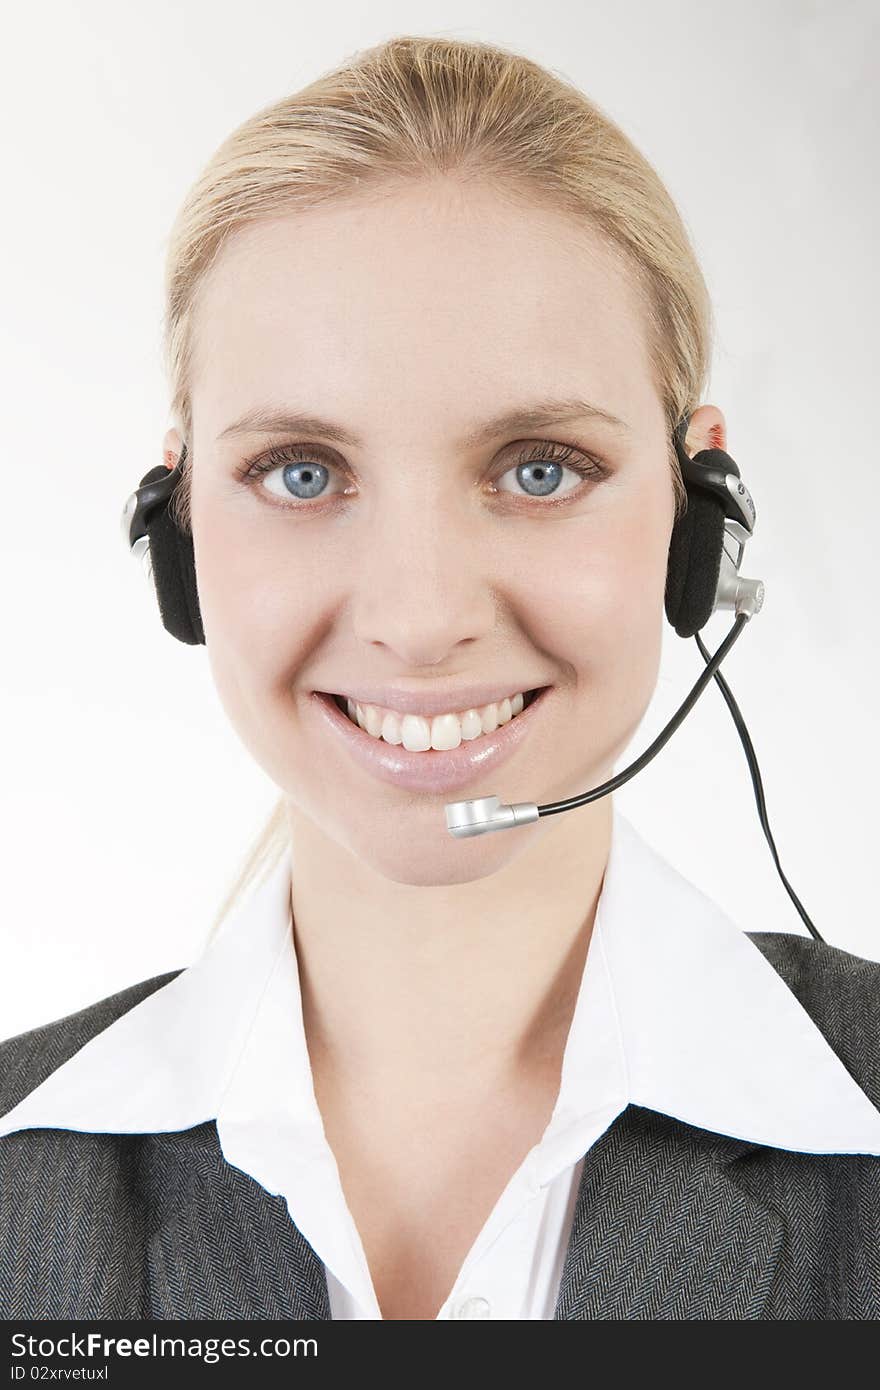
277, 459, 330, 501
240, 440, 607, 508
499, 456, 582, 500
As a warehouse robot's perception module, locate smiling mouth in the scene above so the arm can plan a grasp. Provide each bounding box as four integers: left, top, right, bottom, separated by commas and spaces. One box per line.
308, 683, 554, 792
325, 686, 547, 750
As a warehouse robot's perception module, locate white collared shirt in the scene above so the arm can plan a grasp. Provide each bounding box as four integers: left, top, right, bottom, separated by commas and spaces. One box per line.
2, 805, 879, 1320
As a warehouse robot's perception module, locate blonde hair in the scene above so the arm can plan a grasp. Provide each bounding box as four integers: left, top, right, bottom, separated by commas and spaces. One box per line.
160, 33, 714, 935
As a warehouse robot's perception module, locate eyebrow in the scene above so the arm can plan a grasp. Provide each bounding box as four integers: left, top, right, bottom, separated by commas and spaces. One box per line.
216, 396, 630, 449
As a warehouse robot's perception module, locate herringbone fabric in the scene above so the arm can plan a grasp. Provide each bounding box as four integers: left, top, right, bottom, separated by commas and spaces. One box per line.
1, 932, 878, 1319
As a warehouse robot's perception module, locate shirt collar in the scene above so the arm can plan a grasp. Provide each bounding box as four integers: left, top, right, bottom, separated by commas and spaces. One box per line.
0, 850, 293, 1137
568, 811, 880, 1160
2, 806, 879, 1163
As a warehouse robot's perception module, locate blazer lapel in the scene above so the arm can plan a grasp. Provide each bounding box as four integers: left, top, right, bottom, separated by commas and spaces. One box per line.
141, 1109, 784, 1320
144, 1122, 331, 1319
554, 1105, 785, 1319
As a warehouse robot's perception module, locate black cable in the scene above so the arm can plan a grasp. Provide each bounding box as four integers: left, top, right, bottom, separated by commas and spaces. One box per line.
538, 614, 750, 814
693, 629, 824, 943
534, 609, 824, 944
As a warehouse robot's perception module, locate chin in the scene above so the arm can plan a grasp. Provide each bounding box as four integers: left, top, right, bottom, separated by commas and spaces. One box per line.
341, 814, 544, 888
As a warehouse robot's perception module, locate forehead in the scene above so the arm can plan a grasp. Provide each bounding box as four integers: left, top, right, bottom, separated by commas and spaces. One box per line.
190, 179, 656, 440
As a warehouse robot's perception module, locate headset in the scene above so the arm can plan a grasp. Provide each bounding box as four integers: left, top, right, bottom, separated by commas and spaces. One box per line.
121, 416, 825, 943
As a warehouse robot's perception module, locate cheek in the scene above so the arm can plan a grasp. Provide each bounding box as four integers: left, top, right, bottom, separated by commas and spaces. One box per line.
517, 496, 672, 789
518, 495, 671, 686
190, 492, 321, 743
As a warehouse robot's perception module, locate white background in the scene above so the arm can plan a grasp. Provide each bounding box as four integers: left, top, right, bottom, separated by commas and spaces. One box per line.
1, 0, 877, 1039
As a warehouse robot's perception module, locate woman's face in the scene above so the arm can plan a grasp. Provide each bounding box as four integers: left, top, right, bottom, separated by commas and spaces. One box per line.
185, 177, 676, 885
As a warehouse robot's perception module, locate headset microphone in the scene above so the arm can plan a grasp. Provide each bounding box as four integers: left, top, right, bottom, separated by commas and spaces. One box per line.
121, 416, 825, 943
444, 612, 752, 837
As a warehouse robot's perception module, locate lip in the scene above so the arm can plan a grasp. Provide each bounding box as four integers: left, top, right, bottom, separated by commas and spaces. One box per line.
307, 686, 553, 794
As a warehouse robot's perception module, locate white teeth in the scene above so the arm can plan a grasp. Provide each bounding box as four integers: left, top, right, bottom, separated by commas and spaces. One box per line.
344, 690, 529, 750
381, 710, 404, 745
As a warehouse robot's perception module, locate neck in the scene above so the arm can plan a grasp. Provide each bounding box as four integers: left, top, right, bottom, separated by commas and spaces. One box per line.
284, 796, 613, 1091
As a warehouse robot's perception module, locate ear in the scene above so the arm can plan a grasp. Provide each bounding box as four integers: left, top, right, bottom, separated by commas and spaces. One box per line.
684, 404, 727, 456
162, 426, 185, 471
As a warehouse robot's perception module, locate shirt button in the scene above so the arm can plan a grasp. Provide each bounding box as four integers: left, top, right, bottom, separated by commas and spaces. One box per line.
454, 1296, 491, 1319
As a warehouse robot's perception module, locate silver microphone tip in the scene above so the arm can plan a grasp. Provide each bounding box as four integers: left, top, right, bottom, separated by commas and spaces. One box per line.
444, 795, 540, 838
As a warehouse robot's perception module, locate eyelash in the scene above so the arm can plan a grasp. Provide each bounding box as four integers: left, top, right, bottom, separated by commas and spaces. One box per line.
235, 439, 608, 511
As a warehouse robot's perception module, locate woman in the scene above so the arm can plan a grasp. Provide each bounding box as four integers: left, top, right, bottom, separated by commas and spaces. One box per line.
1, 34, 878, 1322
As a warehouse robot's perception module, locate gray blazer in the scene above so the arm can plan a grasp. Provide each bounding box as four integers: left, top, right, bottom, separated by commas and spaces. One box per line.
1, 931, 878, 1320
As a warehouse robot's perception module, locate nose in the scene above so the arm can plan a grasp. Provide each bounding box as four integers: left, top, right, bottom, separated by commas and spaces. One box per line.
347, 491, 497, 667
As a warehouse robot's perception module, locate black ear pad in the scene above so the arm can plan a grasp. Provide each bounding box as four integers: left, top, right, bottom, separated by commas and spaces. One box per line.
665, 470, 726, 639
140, 466, 205, 645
